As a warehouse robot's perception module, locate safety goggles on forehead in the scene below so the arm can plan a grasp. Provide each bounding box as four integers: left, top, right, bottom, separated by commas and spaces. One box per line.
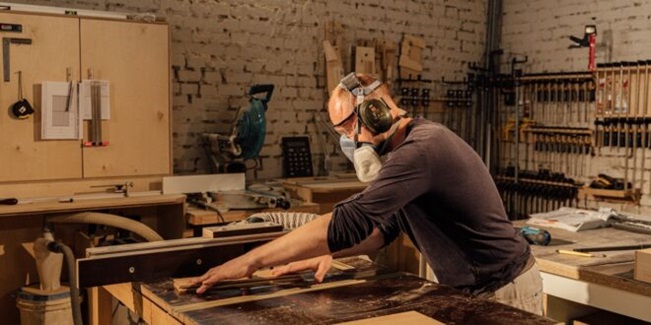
338, 73, 382, 106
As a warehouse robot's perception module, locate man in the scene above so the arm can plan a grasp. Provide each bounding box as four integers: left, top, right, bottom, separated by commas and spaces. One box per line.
192, 73, 543, 315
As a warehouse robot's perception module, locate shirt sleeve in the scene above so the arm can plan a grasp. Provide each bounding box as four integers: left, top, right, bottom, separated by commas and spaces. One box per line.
378, 213, 401, 247
327, 137, 431, 253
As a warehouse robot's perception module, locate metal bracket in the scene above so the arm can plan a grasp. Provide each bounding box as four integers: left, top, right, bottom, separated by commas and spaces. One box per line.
3, 37, 31, 82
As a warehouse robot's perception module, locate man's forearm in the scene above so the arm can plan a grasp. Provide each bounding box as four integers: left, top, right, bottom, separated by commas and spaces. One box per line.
332, 227, 384, 258
244, 213, 334, 270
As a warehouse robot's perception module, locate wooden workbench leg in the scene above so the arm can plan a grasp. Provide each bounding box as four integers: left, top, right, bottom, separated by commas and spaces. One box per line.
88, 286, 113, 325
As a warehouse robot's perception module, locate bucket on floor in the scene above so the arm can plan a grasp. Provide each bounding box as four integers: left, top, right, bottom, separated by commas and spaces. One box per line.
16, 285, 73, 325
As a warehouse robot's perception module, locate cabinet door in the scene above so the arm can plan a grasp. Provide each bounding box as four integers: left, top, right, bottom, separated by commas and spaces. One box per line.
80, 19, 170, 178
0, 13, 82, 182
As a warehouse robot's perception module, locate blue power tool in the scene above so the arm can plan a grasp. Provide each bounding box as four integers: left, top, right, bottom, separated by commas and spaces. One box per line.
519, 226, 551, 246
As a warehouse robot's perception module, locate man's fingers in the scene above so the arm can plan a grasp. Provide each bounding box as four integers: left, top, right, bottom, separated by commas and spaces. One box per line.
196, 283, 209, 294
190, 275, 205, 286
314, 260, 331, 283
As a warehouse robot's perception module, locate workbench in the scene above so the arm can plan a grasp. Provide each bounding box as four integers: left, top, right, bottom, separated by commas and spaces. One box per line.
97, 257, 555, 325
0, 193, 186, 324
520, 222, 651, 322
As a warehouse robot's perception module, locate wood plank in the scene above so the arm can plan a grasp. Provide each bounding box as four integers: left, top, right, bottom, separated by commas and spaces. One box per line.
0, 193, 185, 217
175, 278, 368, 313
582, 261, 651, 297
88, 286, 114, 325
515, 220, 651, 297
354, 46, 375, 75
337, 311, 444, 325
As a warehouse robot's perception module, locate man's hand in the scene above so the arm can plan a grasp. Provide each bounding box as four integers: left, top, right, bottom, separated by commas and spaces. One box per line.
271, 255, 333, 283
191, 257, 257, 294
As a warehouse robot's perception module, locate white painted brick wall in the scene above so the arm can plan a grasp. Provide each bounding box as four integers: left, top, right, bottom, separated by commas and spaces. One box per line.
502, 0, 651, 73
13, 0, 487, 180
502, 0, 651, 209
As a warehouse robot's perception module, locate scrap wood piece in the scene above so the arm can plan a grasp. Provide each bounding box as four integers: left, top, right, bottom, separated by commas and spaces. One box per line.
174, 278, 367, 312
375, 39, 397, 84
173, 269, 306, 293
354, 46, 376, 75
174, 260, 355, 293
324, 40, 344, 94
399, 34, 425, 79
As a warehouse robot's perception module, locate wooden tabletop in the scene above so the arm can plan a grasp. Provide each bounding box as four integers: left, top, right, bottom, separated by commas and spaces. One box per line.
517, 221, 651, 297
109, 257, 555, 325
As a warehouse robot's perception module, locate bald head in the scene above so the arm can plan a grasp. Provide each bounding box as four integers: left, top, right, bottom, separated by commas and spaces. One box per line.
328, 74, 393, 126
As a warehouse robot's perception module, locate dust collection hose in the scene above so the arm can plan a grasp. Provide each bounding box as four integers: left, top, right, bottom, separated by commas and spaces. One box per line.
46, 241, 82, 325
47, 212, 164, 325
48, 212, 164, 242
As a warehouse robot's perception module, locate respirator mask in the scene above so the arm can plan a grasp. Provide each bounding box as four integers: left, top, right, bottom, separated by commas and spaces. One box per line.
339, 136, 383, 183
339, 122, 399, 183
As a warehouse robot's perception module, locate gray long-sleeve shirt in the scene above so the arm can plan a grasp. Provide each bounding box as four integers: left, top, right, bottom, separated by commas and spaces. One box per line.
328, 117, 530, 294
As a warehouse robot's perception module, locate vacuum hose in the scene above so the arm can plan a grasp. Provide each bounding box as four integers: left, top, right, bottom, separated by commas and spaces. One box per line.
46, 241, 82, 325
47, 211, 164, 325
48, 212, 164, 242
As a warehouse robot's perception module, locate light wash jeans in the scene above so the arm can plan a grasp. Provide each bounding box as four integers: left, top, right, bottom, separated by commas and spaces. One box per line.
485, 262, 544, 315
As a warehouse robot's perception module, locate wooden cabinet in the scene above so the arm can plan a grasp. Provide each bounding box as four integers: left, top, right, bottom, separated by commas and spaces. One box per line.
0, 12, 82, 182
80, 18, 170, 177
0, 11, 170, 186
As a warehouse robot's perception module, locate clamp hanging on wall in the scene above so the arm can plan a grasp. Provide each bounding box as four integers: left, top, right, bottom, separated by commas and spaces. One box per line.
568, 24, 597, 71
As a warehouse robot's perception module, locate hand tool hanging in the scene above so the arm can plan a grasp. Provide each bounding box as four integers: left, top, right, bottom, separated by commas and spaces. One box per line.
3, 37, 33, 119
2, 37, 31, 82
10, 70, 33, 119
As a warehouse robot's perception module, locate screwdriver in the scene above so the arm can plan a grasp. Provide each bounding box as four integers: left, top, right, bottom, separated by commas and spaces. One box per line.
0, 198, 18, 205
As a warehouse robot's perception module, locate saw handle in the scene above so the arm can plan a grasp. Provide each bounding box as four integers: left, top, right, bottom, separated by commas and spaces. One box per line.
248, 84, 274, 105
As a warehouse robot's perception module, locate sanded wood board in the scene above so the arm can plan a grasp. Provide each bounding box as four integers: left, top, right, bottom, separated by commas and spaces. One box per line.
337, 311, 444, 325
174, 278, 367, 313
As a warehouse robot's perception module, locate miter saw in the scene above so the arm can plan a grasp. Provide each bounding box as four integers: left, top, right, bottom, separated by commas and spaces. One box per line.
202, 84, 275, 173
